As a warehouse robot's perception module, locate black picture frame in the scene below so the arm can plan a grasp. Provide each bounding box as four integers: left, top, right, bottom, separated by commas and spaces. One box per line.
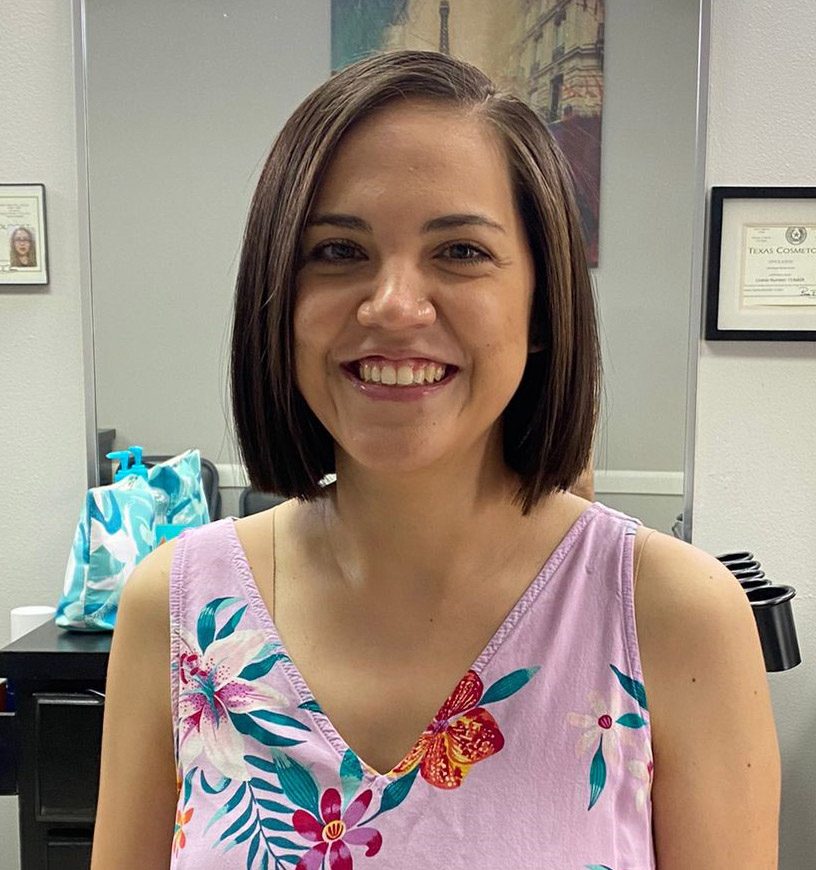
0, 183, 49, 287
705, 186, 816, 341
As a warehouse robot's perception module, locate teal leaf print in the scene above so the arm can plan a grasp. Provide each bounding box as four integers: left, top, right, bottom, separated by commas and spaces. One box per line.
261, 853, 269, 870
249, 709, 311, 731
257, 798, 294, 814
249, 776, 284, 794
200, 770, 232, 794
197, 597, 240, 653
379, 764, 420, 813
246, 831, 260, 868
182, 766, 196, 805
271, 751, 321, 817
616, 712, 647, 729
586, 865, 614, 869
610, 664, 648, 711
278, 857, 301, 866
298, 698, 324, 714
246, 755, 278, 775
267, 836, 309, 851
205, 781, 246, 833
228, 823, 257, 850
218, 800, 253, 842
215, 604, 248, 641
229, 712, 307, 748
260, 817, 296, 832
480, 666, 541, 705
340, 749, 364, 807
588, 735, 607, 810
239, 653, 286, 681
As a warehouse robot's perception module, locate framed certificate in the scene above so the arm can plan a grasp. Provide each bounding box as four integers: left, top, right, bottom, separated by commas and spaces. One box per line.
0, 183, 48, 286
705, 186, 816, 340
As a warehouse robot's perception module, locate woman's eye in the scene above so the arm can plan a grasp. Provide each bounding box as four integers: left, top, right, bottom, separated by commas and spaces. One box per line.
439, 242, 491, 264
309, 241, 364, 263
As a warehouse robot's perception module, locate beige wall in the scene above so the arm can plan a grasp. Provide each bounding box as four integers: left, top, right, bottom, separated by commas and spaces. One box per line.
692, 2, 816, 866
0, 1, 89, 863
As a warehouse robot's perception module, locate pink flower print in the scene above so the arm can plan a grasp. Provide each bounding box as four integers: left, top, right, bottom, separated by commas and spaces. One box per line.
567, 690, 633, 759
628, 741, 654, 811
178, 627, 288, 780
293, 787, 382, 870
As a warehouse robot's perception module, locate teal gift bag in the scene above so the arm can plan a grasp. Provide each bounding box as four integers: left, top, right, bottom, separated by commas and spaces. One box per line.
55, 447, 210, 632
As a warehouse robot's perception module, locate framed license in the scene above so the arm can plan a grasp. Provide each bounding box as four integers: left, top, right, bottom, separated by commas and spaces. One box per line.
706, 186, 816, 341
0, 183, 48, 286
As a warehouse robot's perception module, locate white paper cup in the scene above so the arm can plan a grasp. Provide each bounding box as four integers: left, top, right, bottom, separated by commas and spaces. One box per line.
10, 605, 56, 642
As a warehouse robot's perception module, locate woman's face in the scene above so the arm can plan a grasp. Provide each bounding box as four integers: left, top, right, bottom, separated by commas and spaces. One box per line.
13, 231, 31, 254
294, 100, 536, 477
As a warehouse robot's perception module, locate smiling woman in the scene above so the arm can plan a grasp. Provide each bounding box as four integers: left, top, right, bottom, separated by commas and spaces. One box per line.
91, 50, 779, 870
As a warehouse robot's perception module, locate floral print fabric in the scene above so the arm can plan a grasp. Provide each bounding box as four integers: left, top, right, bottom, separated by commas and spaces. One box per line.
169, 504, 655, 868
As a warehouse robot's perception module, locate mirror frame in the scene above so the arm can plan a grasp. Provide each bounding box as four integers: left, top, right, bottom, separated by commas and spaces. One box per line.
72, 0, 710, 542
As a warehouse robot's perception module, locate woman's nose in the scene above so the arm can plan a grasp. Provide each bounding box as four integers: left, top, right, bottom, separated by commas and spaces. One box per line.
357, 261, 436, 330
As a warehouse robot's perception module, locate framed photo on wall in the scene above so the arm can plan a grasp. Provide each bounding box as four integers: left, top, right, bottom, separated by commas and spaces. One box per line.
0, 183, 48, 286
706, 186, 816, 341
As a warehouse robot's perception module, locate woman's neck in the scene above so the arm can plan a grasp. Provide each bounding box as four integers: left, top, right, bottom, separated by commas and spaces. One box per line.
310, 449, 550, 600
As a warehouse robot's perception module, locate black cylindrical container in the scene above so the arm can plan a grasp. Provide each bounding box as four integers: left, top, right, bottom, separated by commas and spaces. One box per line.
740, 578, 770, 591
732, 568, 765, 581
745, 585, 801, 672
724, 559, 762, 574
717, 550, 754, 564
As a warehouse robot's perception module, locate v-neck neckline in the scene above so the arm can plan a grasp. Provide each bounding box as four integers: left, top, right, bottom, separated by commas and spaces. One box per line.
223, 502, 601, 787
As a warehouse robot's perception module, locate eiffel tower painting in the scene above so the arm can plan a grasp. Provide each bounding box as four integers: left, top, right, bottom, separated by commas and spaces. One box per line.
331, 0, 605, 265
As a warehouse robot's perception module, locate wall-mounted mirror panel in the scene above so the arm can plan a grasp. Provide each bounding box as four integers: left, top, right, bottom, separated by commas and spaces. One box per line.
80, 0, 705, 530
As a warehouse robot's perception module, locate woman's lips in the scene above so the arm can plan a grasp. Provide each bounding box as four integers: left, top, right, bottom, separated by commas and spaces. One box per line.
342, 357, 458, 401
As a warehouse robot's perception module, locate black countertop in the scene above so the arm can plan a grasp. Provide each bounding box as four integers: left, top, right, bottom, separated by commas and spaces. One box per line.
0, 620, 111, 683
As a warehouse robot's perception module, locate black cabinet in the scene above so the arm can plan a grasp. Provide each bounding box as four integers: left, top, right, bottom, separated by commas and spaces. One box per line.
0, 622, 111, 870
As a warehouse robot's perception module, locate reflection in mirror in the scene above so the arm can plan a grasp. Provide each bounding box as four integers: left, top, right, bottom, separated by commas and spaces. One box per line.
82, 0, 703, 530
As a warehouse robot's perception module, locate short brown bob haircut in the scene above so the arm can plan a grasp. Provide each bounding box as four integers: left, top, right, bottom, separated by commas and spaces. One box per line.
231, 49, 600, 515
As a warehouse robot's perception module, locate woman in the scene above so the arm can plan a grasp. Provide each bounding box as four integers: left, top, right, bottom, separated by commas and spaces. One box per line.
92, 51, 779, 868
9, 226, 36, 267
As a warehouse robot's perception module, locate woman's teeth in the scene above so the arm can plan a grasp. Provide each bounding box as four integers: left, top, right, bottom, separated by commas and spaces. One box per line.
357, 362, 447, 385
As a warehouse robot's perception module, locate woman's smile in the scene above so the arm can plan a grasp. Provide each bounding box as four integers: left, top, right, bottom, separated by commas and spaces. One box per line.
341, 357, 459, 402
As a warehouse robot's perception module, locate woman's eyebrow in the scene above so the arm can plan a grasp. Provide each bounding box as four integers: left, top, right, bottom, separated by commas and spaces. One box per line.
422, 213, 506, 233
306, 213, 370, 231
306, 212, 506, 233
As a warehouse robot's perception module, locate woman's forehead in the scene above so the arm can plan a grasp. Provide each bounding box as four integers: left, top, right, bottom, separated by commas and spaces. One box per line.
314, 102, 513, 211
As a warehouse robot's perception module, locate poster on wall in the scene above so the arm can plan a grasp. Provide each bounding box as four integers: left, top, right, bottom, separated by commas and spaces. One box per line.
0, 183, 48, 286
331, 0, 605, 266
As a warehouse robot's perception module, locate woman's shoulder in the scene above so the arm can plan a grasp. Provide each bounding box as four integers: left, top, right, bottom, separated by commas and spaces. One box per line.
117, 535, 181, 628
632, 526, 773, 748
630, 535, 780, 864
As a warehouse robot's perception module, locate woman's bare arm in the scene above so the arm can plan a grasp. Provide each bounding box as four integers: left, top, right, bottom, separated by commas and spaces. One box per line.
91, 541, 179, 869
635, 530, 781, 868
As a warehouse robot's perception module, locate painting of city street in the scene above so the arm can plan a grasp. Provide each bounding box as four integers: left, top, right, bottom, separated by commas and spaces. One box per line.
331, 0, 605, 266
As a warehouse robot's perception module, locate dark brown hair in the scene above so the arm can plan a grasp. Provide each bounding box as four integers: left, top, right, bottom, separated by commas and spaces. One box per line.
230, 49, 600, 514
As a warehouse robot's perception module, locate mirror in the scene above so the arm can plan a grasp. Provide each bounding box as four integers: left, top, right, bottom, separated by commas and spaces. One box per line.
79, 0, 706, 531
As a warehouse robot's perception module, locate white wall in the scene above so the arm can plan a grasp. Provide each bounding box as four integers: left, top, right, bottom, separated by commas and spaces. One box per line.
0, 2, 88, 864
692, 2, 816, 867
0, 1, 813, 868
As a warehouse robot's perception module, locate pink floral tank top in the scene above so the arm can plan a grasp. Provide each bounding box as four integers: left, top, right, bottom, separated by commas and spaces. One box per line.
169, 501, 655, 869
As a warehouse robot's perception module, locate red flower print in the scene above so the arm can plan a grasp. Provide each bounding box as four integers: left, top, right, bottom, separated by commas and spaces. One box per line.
293, 787, 382, 870
391, 670, 504, 789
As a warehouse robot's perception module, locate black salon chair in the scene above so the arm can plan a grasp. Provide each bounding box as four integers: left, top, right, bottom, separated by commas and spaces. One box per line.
238, 487, 287, 517
142, 454, 221, 521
